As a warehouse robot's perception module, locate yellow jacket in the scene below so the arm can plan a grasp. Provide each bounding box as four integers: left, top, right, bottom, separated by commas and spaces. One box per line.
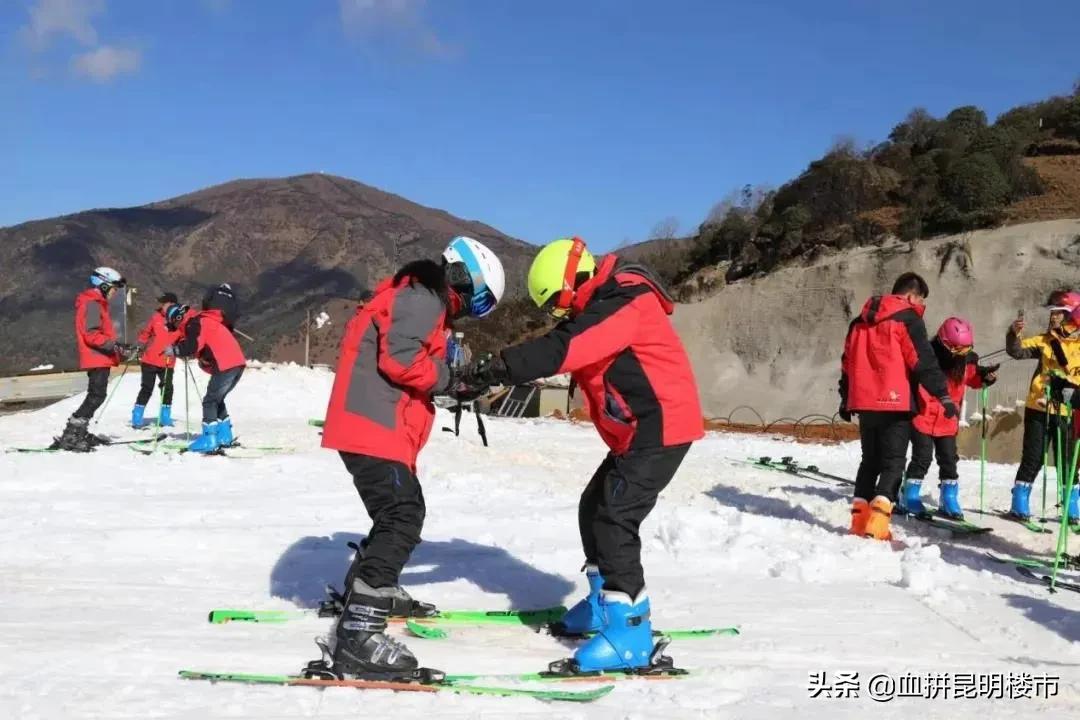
1006, 328, 1080, 414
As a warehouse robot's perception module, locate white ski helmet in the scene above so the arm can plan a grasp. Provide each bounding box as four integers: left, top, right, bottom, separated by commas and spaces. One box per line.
442, 236, 505, 318
89, 266, 125, 291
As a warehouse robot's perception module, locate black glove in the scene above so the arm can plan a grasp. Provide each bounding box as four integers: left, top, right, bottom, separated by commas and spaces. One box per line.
1047, 373, 1075, 402
838, 406, 852, 423
978, 363, 1000, 386
449, 353, 508, 400
115, 343, 140, 361
940, 397, 959, 419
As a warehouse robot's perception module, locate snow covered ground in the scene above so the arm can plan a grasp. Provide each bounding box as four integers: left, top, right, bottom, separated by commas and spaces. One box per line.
1, 363, 1078, 719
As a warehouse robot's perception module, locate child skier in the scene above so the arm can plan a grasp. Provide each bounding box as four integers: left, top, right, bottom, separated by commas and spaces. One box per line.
320, 237, 505, 678
174, 284, 246, 453
131, 292, 181, 428
838, 272, 952, 541
53, 267, 138, 452
901, 317, 998, 519
458, 237, 703, 675
1023, 304, 1080, 525
1005, 289, 1080, 521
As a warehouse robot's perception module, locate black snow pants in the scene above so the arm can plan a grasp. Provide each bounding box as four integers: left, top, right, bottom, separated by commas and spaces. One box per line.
854, 411, 912, 503
905, 429, 959, 482
1015, 407, 1070, 485
340, 452, 426, 590
72, 368, 111, 420
136, 364, 174, 406
578, 443, 691, 597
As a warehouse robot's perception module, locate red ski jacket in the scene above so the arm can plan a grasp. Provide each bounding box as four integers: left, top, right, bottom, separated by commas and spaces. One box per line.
75, 287, 120, 370
176, 309, 246, 374
322, 261, 451, 470
137, 310, 180, 369
913, 340, 989, 436
840, 295, 949, 414
501, 255, 704, 455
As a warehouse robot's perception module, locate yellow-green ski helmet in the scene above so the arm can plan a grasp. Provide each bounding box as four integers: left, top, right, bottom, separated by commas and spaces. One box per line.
526, 237, 596, 317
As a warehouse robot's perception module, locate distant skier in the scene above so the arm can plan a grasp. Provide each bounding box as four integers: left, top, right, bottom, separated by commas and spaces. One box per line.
53, 267, 138, 452
320, 237, 505, 678
174, 284, 246, 453
131, 292, 181, 429
1007, 293, 1080, 523
838, 272, 952, 541
457, 237, 703, 674
901, 317, 998, 520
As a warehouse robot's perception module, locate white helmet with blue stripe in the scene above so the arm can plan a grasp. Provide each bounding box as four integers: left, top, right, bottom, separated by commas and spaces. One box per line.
442, 237, 505, 318
89, 266, 125, 291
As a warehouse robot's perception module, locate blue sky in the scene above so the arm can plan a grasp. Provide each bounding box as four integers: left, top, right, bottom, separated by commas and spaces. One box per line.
3, 0, 1079, 251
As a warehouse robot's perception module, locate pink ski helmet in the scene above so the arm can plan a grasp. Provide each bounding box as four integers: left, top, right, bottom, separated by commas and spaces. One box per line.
1048, 290, 1080, 313
937, 317, 974, 352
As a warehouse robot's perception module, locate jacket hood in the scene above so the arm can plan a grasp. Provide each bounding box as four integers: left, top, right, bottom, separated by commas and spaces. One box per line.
573, 255, 676, 315
859, 294, 924, 325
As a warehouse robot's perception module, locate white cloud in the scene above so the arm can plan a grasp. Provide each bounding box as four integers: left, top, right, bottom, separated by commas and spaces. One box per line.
71, 44, 141, 81
338, 0, 452, 57
201, 0, 231, 14
22, 0, 104, 50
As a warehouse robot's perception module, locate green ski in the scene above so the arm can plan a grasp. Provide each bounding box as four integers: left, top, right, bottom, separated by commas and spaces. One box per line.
406, 617, 739, 641
207, 605, 568, 626
179, 669, 613, 702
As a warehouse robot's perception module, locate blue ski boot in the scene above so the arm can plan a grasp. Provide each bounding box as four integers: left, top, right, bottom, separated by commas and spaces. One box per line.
131, 404, 146, 429
159, 405, 174, 427
551, 564, 604, 635
938, 481, 964, 520
1068, 485, 1079, 525
901, 479, 926, 515
188, 422, 220, 454
1008, 482, 1032, 521
217, 417, 234, 447
570, 590, 657, 672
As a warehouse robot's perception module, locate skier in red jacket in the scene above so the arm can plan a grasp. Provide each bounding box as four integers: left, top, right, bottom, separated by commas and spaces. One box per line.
174, 284, 246, 453
320, 237, 505, 679
131, 292, 181, 429
901, 317, 998, 520
53, 267, 138, 452
457, 237, 704, 675
839, 272, 952, 540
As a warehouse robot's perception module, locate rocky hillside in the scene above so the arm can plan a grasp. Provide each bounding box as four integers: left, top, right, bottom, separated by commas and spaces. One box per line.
0, 174, 535, 373
676, 218, 1080, 419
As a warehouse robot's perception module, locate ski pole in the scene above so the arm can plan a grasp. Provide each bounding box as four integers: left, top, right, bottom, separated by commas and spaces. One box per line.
1052, 389, 1077, 591
150, 366, 170, 453
93, 362, 131, 425
979, 387, 988, 515
186, 361, 204, 440
1042, 386, 1051, 520
184, 360, 191, 439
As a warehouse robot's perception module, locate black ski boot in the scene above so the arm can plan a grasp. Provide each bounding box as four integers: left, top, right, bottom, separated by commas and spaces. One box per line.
330, 579, 419, 678
326, 541, 437, 619
51, 417, 92, 452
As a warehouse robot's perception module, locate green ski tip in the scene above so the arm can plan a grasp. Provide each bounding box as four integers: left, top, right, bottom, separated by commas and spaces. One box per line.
406, 619, 449, 639
308, 419, 325, 427
207, 609, 308, 624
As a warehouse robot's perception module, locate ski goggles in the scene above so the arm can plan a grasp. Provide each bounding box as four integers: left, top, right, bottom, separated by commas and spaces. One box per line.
445, 262, 496, 318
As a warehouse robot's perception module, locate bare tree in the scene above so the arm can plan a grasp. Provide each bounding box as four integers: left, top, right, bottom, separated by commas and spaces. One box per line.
650, 216, 680, 241
706, 184, 773, 224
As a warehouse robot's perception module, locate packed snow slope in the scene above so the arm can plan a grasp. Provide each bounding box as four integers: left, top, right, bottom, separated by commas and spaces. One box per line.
1, 363, 1078, 720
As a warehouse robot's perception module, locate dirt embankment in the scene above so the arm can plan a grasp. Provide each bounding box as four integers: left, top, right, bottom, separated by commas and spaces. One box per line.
673, 218, 1080, 420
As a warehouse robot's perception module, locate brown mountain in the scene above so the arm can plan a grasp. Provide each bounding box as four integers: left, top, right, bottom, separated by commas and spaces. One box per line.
0, 174, 535, 374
